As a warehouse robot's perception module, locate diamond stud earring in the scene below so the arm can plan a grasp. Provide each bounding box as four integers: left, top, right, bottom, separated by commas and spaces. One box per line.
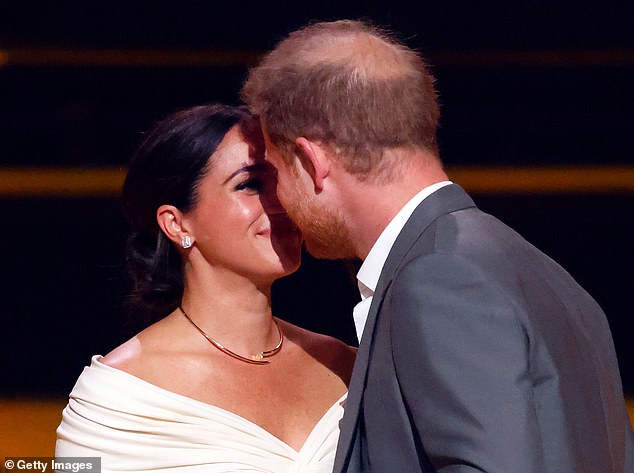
181, 235, 192, 249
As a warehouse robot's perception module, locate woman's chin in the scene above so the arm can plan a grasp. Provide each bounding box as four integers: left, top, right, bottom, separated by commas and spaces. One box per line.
275, 251, 302, 276
252, 264, 299, 287
268, 236, 302, 271
266, 251, 301, 281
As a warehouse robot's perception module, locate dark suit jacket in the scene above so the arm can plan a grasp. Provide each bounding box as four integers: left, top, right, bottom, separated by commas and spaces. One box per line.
333, 184, 634, 473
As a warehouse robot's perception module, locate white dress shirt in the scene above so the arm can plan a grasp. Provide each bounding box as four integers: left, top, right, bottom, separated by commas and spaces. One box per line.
352, 181, 453, 342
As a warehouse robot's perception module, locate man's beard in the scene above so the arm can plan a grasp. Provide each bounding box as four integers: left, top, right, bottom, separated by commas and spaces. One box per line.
283, 192, 357, 260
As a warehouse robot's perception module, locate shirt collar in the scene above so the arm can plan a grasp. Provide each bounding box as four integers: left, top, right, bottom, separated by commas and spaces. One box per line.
357, 181, 452, 296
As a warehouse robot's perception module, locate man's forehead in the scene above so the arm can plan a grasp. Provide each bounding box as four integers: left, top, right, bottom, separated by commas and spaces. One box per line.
261, 134, 284, 160
261, 126, 277, 149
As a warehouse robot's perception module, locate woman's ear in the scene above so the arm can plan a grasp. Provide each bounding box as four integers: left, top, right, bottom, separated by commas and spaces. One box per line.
156, 205, 193, 249
295, 137, 330, 192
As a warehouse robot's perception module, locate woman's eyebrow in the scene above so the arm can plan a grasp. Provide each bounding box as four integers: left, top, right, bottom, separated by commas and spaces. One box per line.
222, 163, 268, 184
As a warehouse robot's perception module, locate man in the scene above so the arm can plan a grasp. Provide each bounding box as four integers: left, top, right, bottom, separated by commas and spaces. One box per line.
242, 20, 634, 472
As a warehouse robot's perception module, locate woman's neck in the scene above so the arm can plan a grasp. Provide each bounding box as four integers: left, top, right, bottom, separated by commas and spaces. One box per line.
179, 264, 278, 356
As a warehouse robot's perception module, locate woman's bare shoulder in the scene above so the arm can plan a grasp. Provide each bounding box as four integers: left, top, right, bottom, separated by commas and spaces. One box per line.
278, 319, 357, 385
101, 312, 183, 374
101, 335, 145, 372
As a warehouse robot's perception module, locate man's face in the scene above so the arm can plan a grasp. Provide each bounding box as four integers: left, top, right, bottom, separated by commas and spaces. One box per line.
260, 131, 299, 217
262, 129, 356, 260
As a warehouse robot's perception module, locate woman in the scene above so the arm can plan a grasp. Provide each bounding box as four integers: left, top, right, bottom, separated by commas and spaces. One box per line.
56, 104, 356, 472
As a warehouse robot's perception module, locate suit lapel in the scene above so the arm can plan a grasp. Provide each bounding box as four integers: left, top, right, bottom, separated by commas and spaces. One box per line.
333, 184, 475, 472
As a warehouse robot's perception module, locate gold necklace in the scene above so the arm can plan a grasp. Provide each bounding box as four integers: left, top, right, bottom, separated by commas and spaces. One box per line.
179, 306, 283, 365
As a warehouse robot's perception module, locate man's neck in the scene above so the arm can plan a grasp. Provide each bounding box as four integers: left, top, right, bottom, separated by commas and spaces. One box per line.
335, 157, 449, 259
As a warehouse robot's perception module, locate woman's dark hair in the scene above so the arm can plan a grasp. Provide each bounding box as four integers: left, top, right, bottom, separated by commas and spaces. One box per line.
122, 104, 251, 324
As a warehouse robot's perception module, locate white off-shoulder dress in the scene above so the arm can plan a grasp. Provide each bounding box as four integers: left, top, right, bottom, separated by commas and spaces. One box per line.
56, 356, 346, 473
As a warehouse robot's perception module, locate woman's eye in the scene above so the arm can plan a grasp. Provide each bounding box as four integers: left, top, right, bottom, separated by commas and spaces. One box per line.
235, 178, 264, 192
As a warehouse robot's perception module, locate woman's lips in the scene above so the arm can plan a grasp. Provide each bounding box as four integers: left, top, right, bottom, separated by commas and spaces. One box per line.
257, 214, 301, 236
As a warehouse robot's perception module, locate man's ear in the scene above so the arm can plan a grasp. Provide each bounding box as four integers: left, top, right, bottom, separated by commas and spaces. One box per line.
295, 137, 331, 192
156, 205, 193, 249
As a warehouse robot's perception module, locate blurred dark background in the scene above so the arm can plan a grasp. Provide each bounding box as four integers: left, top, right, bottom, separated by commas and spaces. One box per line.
1, 1, 633, 397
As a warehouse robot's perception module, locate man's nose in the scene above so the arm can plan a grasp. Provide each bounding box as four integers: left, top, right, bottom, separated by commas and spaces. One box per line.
262, 180, 286, 214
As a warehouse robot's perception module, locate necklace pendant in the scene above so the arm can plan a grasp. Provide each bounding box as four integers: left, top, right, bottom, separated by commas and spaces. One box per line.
179, 306, 283, 365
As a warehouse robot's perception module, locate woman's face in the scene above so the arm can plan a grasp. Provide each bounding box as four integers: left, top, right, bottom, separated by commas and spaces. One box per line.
183, 123, 302, 283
